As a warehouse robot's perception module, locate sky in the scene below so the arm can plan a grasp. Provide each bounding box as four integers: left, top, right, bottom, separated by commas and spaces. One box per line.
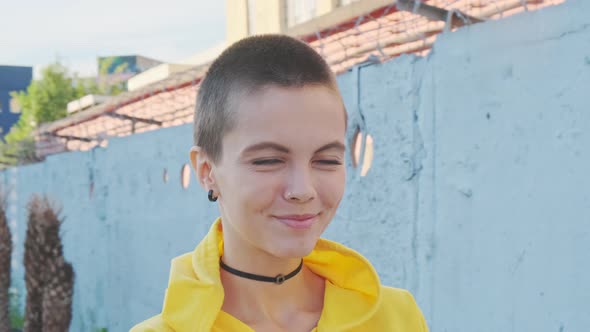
0, 0, 226, 78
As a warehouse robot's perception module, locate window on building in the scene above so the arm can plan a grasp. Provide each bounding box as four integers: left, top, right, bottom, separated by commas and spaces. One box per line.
286, 0, 317, 28
247, 0, 257, 35
10, 97, 21, 113
339, 0, 361, 6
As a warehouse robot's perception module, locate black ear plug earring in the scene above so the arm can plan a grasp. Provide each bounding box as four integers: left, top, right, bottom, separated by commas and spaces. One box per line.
208, 190, 218, 202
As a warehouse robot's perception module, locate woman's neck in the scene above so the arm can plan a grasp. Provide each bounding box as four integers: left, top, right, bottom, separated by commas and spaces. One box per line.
220, 238, 325, 326
220, 264, 325, 327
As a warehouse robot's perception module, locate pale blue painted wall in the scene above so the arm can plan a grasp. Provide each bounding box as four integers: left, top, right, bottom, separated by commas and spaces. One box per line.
421, 1, 590, 330
3, 0, 589, 330
3, 125, 221, 330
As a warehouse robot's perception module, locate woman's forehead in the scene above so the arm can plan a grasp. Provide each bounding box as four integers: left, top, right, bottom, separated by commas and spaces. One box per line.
224, 85, 346, 153
234, 85, 344, 123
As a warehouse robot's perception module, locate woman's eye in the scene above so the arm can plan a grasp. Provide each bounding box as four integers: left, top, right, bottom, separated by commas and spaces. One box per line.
252, 159, 283, 166
316, 160, 343, 165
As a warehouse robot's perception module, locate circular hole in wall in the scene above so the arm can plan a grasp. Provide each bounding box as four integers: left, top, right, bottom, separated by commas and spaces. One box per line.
163, 168, 169, 183
351, 127, 374, 177
181, 164, 191, 189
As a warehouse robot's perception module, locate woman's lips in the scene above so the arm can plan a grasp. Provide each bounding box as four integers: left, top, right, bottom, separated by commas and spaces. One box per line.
274, 214, 319, 229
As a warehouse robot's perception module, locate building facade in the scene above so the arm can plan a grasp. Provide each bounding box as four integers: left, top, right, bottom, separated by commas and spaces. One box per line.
226, 0, 388, 42
0, 65, 33, 137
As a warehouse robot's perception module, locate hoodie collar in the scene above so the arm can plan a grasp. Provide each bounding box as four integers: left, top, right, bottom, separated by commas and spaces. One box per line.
161, 218, 382, 331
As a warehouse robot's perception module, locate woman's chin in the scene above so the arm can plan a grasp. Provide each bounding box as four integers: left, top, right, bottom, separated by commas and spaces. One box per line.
269, 241, 317, 259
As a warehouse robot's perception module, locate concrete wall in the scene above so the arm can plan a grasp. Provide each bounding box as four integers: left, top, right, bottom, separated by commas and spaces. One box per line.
3, 0, 589, 330
416, 1, 590, 330
3, 125, 219, 331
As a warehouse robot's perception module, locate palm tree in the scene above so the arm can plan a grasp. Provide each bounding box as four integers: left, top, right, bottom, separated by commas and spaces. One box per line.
0, 193, 12, 332
24, 195, 74, 332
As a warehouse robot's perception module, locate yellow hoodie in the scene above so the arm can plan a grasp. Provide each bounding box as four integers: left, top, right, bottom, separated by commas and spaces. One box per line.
131, 219, 429, 332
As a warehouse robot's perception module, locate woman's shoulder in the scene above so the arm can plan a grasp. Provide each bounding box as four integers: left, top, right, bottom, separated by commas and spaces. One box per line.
376, 286, 429, 331
129, 314, 173, 332
380, 286, 418, 306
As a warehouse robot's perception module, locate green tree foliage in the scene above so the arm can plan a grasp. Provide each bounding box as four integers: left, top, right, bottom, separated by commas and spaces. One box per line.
4, 62, 91, 145
1, 59, 130, 165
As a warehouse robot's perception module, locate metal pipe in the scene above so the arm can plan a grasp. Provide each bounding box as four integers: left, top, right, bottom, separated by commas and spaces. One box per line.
396, 0, 485, 28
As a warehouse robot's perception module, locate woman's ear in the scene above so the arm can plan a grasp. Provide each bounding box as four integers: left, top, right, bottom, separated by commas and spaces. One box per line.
189, 146, 216, 191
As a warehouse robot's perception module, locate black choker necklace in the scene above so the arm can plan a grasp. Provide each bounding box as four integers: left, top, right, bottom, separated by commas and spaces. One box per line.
219, 258, 303, 285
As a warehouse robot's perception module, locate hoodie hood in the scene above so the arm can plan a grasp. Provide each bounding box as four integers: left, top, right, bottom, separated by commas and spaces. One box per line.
160, 218, 382, 332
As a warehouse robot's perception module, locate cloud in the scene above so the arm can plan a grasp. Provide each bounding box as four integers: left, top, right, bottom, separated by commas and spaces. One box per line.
0, 0, 226, 78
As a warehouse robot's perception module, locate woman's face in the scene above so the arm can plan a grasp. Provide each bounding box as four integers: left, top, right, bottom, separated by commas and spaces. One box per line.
213, 85, 346, 259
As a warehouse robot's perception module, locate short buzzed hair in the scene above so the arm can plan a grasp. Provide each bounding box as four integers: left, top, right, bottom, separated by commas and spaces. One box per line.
193, 34, 339, 163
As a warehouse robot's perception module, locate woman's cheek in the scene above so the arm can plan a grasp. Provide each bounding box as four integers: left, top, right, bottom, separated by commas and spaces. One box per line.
318, 174, 345, 207
245, 172, 283, 203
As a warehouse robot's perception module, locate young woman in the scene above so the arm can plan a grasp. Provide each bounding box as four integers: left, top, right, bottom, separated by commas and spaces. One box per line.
132, 35, 428, 332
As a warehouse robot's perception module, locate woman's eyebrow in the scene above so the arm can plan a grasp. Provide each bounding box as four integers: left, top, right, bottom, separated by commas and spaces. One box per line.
314, 141, 346, 154
241, 141, 345, 156
241, 142, 290, 155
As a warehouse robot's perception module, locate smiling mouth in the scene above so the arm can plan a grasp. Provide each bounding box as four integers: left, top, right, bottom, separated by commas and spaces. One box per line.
273, 213, 319, 229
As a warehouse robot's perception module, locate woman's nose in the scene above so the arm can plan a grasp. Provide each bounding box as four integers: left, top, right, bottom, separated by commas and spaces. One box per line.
283, 166, 316, 203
